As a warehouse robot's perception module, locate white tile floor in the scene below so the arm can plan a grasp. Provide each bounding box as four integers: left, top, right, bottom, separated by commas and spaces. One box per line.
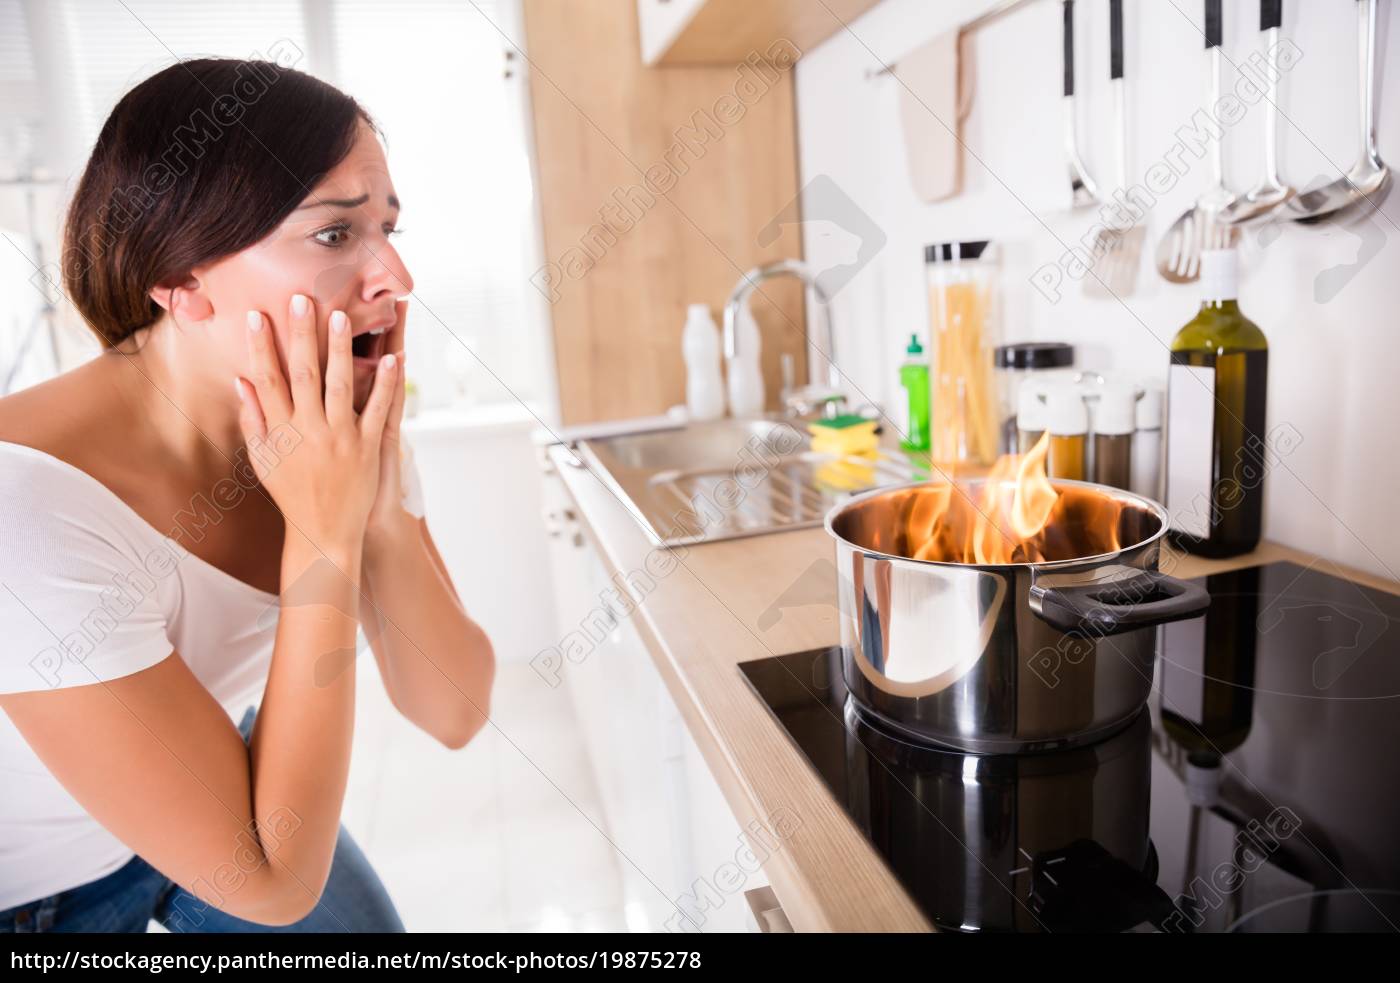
340, 657, 631, 932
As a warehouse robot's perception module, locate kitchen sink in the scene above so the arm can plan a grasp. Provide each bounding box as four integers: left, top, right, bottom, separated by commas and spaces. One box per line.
572, 417, 915, 546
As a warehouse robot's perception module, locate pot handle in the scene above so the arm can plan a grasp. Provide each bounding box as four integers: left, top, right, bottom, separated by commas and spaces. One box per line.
1031, 570, 1209, 637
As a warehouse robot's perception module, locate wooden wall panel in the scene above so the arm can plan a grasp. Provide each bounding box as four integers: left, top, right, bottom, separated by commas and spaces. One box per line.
524, 0, 807, 425
657, 0, 884, 65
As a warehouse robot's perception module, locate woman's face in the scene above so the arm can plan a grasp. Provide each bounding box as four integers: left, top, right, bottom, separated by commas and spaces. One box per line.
193, 123, 414, 411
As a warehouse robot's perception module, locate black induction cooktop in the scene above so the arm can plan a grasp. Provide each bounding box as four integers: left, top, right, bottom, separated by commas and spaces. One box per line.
739, 561, 1400, 933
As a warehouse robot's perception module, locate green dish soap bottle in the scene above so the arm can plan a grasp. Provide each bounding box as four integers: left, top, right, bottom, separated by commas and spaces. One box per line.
1165, 248, 1268, 558
898, 333, 930, 452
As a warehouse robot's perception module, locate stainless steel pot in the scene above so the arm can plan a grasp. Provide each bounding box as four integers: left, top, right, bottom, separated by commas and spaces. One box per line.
825, 477, 1209, 753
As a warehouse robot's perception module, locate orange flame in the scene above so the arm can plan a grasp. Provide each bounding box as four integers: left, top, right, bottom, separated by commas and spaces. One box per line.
905, 432, 1125, 564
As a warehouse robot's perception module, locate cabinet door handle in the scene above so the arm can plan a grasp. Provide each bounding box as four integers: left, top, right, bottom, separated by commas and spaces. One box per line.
543, 507, 584, 547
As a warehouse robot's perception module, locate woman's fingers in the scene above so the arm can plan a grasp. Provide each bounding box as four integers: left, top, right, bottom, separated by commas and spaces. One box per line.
324, 309, 355, 429
383, 298, 409, 360
380, 303, 409, 439
233, 377, 275, 486
244, 311, 292, 423
383, 350, 407, 445
233, 377, 266, 442
240, 296, 404, 549
375, 300, 409, 445
286, 294, 322, 419
357, 353, 399, 443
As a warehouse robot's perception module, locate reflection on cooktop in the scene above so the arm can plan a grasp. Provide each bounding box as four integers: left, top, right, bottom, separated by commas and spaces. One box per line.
739, 561, 1400, 932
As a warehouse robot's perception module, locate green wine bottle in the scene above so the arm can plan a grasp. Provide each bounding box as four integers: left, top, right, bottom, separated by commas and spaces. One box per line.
1165, 248, 1268, 557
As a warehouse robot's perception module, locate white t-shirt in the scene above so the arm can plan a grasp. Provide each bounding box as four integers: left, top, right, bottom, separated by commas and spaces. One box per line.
0, 439, 424, 911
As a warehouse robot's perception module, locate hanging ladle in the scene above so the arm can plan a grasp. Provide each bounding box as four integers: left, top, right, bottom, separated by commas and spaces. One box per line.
1220, 0, 1295, 224
1062, 0, 1101, 208
1284, 0, 1390, 224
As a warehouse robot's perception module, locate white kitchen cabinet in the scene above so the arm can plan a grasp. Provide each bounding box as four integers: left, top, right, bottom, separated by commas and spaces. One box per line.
403, 406, 558, 665
539, 454, 768, 933
590, 601, 767, 935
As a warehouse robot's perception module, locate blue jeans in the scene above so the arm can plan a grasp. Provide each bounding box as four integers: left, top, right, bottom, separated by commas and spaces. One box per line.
0, 706, 404, 933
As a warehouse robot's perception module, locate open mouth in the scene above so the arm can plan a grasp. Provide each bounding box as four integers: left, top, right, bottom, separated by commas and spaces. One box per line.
351, 325, 390, 367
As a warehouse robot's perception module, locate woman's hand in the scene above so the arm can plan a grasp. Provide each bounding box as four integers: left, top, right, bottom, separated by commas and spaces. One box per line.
364, 299, 412, 547
235, 294, 398, 554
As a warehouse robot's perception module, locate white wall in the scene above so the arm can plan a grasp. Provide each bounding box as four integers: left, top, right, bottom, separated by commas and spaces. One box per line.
794, 0, 1400, 579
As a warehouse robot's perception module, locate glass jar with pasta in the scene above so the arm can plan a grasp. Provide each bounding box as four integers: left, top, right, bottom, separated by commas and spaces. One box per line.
924, 240, 999, 468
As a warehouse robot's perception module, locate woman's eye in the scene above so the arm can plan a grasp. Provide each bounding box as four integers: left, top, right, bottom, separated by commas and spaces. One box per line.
386, 226, 405, 238
312, 224, 352, 247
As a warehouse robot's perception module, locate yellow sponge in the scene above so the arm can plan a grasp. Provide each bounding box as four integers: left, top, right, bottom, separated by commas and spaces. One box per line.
812, 429, 879, 456
808, 415, 879, 457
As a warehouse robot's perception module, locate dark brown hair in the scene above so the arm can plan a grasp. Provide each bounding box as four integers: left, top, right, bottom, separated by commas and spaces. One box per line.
62, 57, 377, 348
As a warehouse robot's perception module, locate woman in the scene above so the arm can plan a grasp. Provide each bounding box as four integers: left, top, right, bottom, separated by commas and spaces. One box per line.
0, 58, 495, 932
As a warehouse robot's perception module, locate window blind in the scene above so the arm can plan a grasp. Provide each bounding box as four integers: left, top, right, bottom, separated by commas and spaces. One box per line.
2, 0, 545, 408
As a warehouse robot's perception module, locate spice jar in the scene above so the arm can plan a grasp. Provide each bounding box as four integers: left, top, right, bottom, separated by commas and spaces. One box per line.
1092, 385, 1136, 491
1044, 384, 1088, 481
1016, 380, 1049, 454
993, 342, 1075, 455
1130, 387, 1164, 502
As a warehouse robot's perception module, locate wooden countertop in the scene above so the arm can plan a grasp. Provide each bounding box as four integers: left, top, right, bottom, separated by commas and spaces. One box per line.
546, 443, 1398, 932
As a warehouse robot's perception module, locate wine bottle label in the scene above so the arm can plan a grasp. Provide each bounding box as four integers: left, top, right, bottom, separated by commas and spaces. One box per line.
1166, 364, 1216, 538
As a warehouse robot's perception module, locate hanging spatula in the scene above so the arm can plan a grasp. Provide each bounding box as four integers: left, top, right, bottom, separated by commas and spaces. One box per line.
1156, 0, 1239, 283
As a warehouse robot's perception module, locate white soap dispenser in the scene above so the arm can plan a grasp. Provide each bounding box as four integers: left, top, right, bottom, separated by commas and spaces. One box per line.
725, 302, 765, 418
682, 303, 725, 421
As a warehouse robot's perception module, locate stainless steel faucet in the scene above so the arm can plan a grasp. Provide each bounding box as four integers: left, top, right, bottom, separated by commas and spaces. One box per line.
722, 259, 843, 417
